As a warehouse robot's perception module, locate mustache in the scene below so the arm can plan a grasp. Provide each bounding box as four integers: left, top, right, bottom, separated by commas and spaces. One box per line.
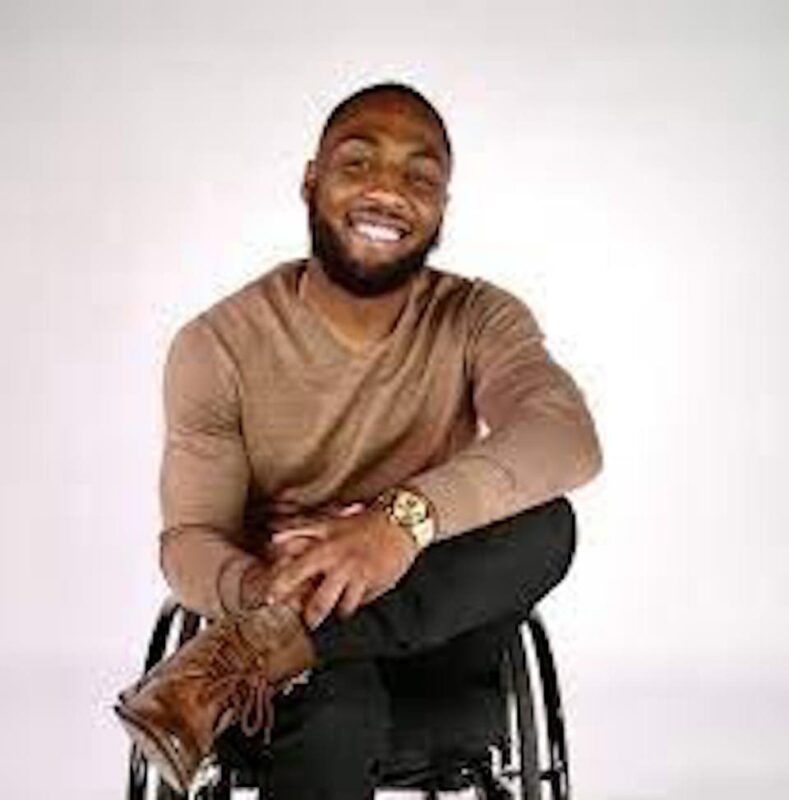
306, 198, 442, 298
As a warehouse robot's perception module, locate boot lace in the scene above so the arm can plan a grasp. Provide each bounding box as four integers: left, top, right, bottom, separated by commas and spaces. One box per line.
189, 619, 277, 743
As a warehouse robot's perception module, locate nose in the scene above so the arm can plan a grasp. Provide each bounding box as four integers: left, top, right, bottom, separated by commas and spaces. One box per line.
362, 164, 410, 211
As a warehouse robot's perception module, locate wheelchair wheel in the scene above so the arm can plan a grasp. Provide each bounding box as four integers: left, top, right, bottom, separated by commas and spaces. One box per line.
524, 614, 571, 800
491, 615, 571, 800
123, 601, 571, 800
497, 629, 542, 799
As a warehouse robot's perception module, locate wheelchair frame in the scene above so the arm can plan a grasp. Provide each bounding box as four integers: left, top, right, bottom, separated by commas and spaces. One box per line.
123, 599, 570, 800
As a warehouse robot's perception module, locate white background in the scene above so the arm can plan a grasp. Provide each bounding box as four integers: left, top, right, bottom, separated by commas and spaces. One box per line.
1, 1, 787, 797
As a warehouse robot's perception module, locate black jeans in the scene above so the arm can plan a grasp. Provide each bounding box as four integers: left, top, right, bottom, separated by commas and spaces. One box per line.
217, 496, 577, 799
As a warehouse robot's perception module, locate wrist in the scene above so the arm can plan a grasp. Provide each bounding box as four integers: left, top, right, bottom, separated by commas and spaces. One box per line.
373, 486, 437, 553
215, 553, 264, 615
371, 507, 419, 561
238, 559, 273, 611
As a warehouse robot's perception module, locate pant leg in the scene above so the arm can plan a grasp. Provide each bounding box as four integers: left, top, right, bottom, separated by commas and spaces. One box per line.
225, 496, 575, 798
378, 612, 527, 762
266, 658, 391, 800
313, 495, 576, 662
215, 658, 392, 800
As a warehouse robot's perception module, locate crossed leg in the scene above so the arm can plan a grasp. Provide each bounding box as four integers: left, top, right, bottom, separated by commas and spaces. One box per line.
218, 496, 577, 799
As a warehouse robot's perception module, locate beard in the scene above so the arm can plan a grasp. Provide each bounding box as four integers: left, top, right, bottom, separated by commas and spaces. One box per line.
307, 196, 442, 298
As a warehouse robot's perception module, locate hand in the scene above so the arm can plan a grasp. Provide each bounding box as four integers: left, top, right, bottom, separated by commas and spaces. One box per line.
264, 502, 365, 564
251, 503, 366, 615
266, 507, 419, 629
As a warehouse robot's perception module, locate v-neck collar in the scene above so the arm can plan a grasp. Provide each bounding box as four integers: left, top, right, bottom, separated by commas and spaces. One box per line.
285, 259, 424, 364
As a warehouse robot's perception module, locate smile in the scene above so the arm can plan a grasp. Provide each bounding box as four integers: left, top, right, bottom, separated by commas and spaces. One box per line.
352, 221, 405, 243
347, 209, 413, 246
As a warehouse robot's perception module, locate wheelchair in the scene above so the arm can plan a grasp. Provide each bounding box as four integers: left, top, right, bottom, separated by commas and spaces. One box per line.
123, 598, 571, 799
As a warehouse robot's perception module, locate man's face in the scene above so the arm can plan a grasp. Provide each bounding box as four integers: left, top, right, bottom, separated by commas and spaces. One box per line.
302, 93, 451, 297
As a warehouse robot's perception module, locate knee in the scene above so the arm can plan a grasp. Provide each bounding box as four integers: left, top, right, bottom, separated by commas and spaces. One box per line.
508, 495, 577, 590
543, 495, 577, 585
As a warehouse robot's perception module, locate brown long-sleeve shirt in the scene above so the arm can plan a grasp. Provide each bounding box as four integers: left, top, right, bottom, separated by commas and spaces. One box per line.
159, 259, 602, 618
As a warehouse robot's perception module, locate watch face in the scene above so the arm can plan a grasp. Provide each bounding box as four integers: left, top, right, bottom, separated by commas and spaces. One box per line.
393, 490, 428, 525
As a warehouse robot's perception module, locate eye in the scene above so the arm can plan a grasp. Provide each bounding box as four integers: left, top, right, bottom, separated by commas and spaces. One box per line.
407, 169, 441, 192
341, 155, 373, 174
410, 172, 435, 186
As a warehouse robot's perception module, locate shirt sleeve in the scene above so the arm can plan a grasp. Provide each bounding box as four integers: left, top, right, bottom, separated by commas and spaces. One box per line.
158, 315, 260, 619
407, 280, 603, 539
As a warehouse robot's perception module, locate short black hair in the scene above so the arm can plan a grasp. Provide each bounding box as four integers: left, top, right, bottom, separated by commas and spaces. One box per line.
318, 82, 453, 165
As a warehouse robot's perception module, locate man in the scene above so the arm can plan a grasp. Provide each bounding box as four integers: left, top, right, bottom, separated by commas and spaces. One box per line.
115, 82, 602, 798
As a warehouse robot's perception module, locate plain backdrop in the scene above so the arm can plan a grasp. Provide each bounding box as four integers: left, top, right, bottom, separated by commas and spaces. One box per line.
1, 1, 787, 797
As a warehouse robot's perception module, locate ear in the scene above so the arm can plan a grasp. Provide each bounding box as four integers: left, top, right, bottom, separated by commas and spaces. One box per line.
301, 159, 318, 204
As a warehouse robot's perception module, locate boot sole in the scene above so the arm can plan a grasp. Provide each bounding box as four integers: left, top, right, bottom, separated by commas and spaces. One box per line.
114, 701, 193, 793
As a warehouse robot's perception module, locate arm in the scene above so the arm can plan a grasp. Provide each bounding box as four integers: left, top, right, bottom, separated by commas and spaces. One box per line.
406, 280, 603, 540
266, 281, 602, 623
158, 316, 262, 620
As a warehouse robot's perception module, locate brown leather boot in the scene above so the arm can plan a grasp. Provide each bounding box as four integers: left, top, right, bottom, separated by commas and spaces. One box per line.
114, 604, 316, 793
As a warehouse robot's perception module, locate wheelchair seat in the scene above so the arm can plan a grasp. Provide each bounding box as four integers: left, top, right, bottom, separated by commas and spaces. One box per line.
123, 599, 571, 799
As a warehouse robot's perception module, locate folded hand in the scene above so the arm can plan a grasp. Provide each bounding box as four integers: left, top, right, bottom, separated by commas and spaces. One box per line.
265, 505, 419, 629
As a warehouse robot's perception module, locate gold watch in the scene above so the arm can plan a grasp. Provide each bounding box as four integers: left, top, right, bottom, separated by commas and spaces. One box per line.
374, 486, 436, 551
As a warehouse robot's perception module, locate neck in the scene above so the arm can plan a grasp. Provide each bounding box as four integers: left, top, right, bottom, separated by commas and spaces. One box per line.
300, 257, 414, 351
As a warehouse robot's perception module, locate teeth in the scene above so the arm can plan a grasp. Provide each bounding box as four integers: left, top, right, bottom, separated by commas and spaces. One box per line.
353, 222, 403, 243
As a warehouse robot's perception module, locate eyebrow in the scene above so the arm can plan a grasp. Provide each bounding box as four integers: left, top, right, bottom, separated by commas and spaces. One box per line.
332, 134, 447, 168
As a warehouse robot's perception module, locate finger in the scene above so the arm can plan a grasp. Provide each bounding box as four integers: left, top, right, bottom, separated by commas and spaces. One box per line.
267, 547, 332, 604
272, 524, 328, 545
336, 502, 366, 517
304, 568, 351, 629
337, 577, 367, 619
269, 536, 317, 560
361, 582, 390, 606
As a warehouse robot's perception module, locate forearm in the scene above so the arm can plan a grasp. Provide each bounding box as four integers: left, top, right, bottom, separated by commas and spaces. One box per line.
313, 497, 577, 662
412, 278, 603, 541
408, 408, 602, 540
159, 525, 266, 620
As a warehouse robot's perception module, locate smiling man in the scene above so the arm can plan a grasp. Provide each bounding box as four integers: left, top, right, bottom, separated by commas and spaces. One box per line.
115, 83, 602, 798
305, 90, 449, 301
